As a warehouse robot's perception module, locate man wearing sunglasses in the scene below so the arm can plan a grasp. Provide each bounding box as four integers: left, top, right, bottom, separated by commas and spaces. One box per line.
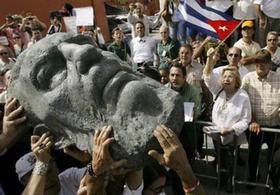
212, 47, 249, 81
263, 31, 280, 72
0, 46, 15, 70
0, 45, 15, 93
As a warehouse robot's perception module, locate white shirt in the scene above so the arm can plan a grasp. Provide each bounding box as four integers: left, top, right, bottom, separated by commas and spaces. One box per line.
204, 73, 252, 145
206, 0, 233, 12
254, 0, 280, 19
130, 36, 156, 64
127, 13, 150, 38
122, 180, 144, 195
0, 184, 5, 195
59, 167, 86, 195
0, 58, 15, 70
233, 0, 257, 20
234, 38, 261, 72
213, 64, 249, 80
264, 46, 280, 67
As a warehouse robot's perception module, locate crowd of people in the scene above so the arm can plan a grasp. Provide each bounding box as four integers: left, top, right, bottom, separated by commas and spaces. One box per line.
0, 0, 280, 194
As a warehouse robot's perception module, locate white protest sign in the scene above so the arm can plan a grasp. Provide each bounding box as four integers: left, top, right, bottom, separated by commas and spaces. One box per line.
63, 16, 77, 34
184, 102, 194, 122
73, 7, 94, 26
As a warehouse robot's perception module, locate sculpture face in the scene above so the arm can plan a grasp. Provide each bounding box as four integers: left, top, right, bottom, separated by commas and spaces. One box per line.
9, 33, 183, 168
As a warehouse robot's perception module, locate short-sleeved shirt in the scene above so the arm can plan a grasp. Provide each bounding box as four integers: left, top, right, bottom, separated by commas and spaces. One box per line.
108, 42, 131, 61
157, 37, 180, 69
233, 0, 257, 20
59, 167, 86, 195
130, 36, 156, 64
264, 46, 280, 71
241, 71, 280, 127
213, 64, 249, 79
234, 38, 261, 72
254, 0, 280, 19
184, 61, 204, 93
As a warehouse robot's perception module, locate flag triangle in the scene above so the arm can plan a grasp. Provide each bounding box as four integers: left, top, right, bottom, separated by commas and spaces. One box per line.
207, 20, 241, 41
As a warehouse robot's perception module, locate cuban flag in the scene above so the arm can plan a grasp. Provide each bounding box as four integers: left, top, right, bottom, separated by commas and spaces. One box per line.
176, 0, 241, 41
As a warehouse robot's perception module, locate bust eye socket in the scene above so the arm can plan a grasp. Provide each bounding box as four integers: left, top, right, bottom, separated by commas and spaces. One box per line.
33, 51, 67, 90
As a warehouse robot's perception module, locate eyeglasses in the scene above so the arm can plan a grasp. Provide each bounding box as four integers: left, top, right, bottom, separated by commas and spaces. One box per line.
267, 39, 277, 42
0, 52, 8, 55
228, 53, 239, 57
13, 37, 21, 39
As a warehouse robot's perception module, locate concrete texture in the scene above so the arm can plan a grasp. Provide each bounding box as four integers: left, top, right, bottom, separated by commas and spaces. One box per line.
8, 33, 184, 168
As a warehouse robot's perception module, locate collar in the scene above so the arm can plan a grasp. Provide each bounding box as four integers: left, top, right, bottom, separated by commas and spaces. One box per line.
241, 38, 253, 46
256, 71, 271, 81
161, 37, 172, 45
167, 82, 187, 94
137, 36, 146, 42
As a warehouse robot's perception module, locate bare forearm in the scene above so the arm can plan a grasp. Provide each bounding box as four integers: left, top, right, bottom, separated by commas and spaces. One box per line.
240, 56, 256, 66
178, 166, 205, 195
255, 4, 265, 19
0, 133, 17, 153
203, 57, 214, 76
22, 174, 46, 195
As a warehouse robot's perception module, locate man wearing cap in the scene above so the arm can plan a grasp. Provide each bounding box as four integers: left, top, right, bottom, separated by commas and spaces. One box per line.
234, 20, 261, 72
241, 49, 280, 186
15, 134, 86, 195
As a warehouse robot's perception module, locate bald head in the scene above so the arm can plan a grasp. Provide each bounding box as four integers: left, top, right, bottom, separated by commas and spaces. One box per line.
227, 47, 241, 66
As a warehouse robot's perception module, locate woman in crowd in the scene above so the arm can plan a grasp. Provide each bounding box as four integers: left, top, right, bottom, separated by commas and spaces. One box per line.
202, 48, 252, 192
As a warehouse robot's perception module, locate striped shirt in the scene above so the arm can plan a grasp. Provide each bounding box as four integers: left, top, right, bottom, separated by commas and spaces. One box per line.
241, 71, 280, 127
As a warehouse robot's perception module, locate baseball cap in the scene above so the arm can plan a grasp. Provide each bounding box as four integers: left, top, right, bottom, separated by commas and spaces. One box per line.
242, 20, 254, 29
15, 152, 36, 182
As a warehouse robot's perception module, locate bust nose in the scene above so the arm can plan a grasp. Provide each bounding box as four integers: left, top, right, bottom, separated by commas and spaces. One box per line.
59, 43, 103, 74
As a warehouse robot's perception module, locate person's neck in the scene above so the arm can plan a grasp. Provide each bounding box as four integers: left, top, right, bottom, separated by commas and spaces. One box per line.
181, 60, 191, 67
267, 46, 277, 54
224, 87, 237, 100
162, 38, 169, 44
257, 72, 269, 79
1, 58, 10, 63
115, 40, 122, 46
137, 14, 143, 19
171, 85, 184, 93
243, 37, 252, 44
229, 63, 238, 67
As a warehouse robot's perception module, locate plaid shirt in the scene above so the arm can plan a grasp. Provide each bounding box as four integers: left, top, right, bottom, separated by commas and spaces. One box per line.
242, 71, 280, 127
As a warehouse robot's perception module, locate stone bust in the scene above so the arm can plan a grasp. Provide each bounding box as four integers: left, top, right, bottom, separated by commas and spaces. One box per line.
8, 33, 183, 168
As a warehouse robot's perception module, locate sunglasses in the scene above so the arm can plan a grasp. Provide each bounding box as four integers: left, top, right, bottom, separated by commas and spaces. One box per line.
228, 53, 239, 57
268, 39, 277, 42
13, 36, 21, 39
0, 52, 8, 55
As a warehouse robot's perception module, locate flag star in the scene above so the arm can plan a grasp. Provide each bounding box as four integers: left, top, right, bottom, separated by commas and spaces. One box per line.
218, 26, 228, 32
